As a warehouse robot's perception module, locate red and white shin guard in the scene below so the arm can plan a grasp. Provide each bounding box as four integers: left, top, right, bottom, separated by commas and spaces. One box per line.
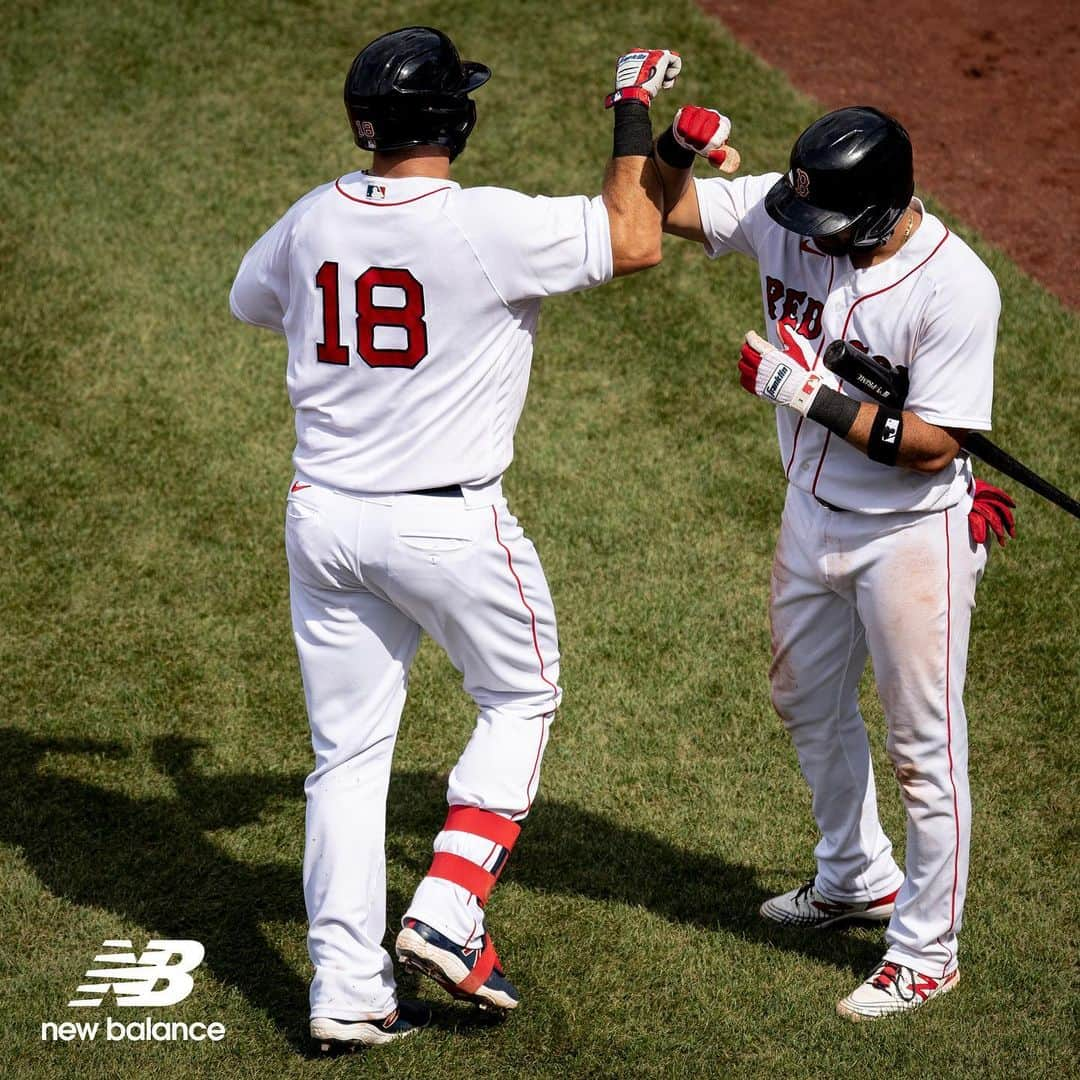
412, 805, 521, 993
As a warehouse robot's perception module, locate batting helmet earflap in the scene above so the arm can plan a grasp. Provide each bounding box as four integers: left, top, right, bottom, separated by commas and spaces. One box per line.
764, 106, 914, 249
344, 27, 491, 161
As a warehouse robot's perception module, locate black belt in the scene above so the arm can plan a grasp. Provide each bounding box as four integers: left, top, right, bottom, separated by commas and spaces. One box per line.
405, 484, 463, 497
814, 495, 849, 512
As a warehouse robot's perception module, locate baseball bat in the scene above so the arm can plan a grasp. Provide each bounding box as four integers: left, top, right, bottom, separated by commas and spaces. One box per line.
822, 340, 1080, 520
961, 433, 1080, 519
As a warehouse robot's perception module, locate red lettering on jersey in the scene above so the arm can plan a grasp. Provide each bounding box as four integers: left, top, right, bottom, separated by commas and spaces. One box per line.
762, 275, 826, 347
765, 276, 785, 320
797, 297, 824, 341
312, 264, 430, 370
356, 267, 428, 369
315, 261, 350, 365
777, 287, 807, 356
780, 287, 806, 326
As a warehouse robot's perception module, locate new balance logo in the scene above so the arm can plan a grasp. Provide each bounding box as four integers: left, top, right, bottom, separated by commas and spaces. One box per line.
67, 939, 205, 1008
909, 974, 940, 1000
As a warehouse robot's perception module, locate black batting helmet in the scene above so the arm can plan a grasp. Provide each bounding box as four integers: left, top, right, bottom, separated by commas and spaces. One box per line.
344, 27, 491, 161
765, 106, 914, 249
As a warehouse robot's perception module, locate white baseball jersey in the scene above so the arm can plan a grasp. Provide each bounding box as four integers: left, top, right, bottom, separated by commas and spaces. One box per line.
695, 173, 1001, 513
230, 171, 612, 495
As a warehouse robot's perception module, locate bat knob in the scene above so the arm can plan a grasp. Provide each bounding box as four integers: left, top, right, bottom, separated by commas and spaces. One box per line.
822, 339, 849, 374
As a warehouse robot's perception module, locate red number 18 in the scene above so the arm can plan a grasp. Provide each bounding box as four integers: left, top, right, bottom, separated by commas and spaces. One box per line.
315, 262, 428, 369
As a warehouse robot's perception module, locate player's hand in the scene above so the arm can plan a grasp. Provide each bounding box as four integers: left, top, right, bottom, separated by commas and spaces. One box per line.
968, 479, 1016, 547
739, 330, 836, 415
605, 49, 682, 108
673, 106, 742, 172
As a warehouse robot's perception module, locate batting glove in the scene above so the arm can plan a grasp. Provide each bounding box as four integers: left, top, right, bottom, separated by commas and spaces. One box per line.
969, 479, 1017, 546
739, 330, 838, 415
605, 49, 682, 108
672, 106, 740, 171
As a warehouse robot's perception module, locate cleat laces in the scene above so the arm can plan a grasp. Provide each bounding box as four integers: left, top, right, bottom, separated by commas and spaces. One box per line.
872, 963, 902, 991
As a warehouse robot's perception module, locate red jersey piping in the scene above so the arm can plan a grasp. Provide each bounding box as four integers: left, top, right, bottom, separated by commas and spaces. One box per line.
334, 178, 452, 206
806, 227, 952, 496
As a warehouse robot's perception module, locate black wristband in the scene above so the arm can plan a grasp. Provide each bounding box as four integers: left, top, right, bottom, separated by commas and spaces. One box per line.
866, 406, 904, 466
806, 386, 861, 439
656, 126, 695, 169
613, 100, 653, 158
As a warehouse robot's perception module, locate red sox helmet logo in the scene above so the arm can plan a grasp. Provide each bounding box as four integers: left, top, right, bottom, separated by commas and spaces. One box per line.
794, 168, 811, 198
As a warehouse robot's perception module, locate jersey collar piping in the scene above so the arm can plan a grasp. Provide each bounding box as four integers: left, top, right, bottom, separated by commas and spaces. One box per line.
335, 170, 460, 206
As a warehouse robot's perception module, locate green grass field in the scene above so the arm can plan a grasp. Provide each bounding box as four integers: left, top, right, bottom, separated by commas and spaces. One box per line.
2, 1, 1077, 1076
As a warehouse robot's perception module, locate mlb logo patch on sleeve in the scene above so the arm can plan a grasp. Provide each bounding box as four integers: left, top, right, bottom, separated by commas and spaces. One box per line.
366, 183, 387, 201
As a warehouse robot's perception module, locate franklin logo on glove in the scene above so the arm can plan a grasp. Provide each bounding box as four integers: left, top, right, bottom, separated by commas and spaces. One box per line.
765, 364, 793, 401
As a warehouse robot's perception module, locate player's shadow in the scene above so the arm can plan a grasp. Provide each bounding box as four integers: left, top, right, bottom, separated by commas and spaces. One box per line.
0, 729, 881, 1054
0, 730, 314, 1048
384, 769, 884, 978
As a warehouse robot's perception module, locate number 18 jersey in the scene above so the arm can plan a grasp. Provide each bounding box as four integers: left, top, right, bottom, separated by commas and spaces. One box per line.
230, 171, 612, 494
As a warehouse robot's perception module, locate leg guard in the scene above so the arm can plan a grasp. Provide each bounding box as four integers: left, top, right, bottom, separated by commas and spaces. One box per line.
398, 806, 522, 1007
425, 805, 521, 904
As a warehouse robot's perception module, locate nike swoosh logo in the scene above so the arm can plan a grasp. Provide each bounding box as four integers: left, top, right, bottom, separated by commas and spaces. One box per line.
291, 482, 311, 493
800, 240, 826, 257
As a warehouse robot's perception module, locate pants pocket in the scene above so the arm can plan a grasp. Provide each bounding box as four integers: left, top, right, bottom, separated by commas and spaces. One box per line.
398, 533, 471, 554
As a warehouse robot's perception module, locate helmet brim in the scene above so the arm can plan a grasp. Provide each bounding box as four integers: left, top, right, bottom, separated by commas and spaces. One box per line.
462, 62, 491, 92
764, 176, 855, 238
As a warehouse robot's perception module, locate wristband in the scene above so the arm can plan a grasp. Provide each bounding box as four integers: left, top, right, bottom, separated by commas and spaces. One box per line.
806, 386, 861, 438
866, 406, 904, 466
612, 100, 654, 158
656, 126, 695, 169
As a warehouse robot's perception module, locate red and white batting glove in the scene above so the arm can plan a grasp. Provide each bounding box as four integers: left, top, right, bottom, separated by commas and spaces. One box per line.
969, 479, 1016, 546
672, 106, 739, 170
739, 330, 837, 415
605, 49, 682, 108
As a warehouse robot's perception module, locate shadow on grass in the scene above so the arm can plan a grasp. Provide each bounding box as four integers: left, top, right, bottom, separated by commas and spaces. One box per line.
0, 729, 881, 1054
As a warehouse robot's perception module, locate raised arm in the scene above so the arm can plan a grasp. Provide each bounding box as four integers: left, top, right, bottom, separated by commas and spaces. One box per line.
600, 49, 683, 276
652, 106, 742, 244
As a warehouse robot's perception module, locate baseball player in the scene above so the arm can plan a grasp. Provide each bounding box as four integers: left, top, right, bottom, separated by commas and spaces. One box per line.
654, 105, 1016, 1020
229, 28, 680, 1051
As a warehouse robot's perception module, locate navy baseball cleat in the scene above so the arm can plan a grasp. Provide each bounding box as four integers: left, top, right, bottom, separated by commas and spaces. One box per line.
310, 999, 431, 1051
396, 918, 520, 1012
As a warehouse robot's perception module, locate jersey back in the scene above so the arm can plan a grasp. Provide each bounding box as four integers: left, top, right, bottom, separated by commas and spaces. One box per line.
230, 172, 612, 493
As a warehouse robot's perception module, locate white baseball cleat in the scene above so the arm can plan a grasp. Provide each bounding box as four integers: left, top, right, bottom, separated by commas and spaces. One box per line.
310, 1000, 431, 1051
760, 879, 899, 928
837, 959, 959, 1021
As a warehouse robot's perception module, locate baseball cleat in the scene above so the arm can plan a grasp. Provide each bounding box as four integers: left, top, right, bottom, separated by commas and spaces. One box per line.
837, 959, 959, 1021
396, 918, 520, 1013
760, 879, 899, 928
310, 1000, 431, 1051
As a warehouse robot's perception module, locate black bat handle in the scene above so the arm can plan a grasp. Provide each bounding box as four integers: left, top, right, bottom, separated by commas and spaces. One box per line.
965, 433, 1080, 520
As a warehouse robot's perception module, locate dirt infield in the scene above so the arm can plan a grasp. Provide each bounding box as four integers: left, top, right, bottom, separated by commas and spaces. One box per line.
700, 0, 1080, 309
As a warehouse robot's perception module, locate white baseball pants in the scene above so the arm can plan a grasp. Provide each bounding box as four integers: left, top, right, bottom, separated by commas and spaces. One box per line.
769, 484, 986, 977
285, 480, 559, 1021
